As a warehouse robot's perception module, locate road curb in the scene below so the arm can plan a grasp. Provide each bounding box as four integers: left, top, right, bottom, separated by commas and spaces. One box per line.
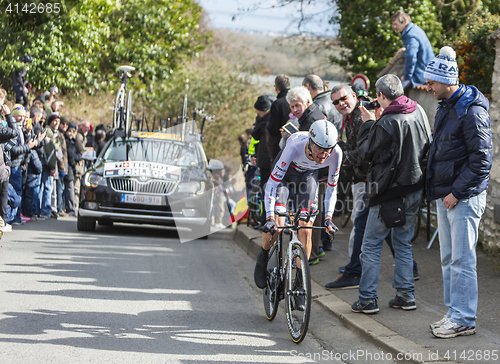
234, 224, 447, 364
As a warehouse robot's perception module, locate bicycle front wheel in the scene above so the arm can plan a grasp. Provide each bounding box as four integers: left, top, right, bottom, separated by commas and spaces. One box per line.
285, 242, 311, 344
263, 239, 280, 321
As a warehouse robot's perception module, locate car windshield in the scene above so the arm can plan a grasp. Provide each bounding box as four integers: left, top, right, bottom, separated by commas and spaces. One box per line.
102, 138, 200, 167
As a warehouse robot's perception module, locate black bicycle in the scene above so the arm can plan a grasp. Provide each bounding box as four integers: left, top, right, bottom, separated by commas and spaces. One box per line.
262, 210, 328, 344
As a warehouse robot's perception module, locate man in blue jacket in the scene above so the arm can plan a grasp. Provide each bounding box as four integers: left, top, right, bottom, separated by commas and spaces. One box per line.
391, 10, 434, 91
425, 46, 492, 339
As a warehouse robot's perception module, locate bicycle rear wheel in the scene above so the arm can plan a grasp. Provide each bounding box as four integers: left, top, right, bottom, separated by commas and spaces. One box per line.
263, 239, 281, 321
285, 242, 311, 343
113, 85, 126, 130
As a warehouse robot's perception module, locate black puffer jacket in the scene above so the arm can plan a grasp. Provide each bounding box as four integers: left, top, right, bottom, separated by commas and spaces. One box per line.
7, 124, 29, 169
426, 85, 492, 201
313, 90, 343, 137
251, 114, 271, 170
356, 96, 430, 205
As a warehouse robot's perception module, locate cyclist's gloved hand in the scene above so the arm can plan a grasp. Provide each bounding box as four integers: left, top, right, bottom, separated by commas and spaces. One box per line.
263, 219, 277, 235
324, 218, 339, 235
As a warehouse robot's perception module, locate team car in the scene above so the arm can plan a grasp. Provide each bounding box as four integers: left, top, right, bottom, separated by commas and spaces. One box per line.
77, 128, 215, 239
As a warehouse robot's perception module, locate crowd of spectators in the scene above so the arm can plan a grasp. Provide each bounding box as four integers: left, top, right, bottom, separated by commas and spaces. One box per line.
0, 83, 102, 235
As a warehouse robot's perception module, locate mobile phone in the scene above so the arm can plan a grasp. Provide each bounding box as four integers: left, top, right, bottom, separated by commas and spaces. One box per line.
283, 121, 299, 135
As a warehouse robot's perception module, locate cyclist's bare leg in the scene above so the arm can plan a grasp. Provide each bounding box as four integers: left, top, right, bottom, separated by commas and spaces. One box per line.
261, 216, 286, 250
298, 219, 313, 259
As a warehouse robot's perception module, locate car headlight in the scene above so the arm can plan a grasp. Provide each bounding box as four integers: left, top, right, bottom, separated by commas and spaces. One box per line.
84, 173, 108, 188
177, 181, 205, 195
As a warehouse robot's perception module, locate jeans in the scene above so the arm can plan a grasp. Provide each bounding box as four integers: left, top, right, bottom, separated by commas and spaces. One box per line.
57, 174, 65, 212
40, 171, 53, 216
64, 178, 75, 213
348, 182, 366, 257
9, 166, 23, 222
344, 182, 369, 275
436, 191, 486, 327
358, 189, 422, 303
0, 180, 8, 221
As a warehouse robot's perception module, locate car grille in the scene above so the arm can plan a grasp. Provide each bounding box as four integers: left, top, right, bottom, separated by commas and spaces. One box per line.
109, 177, 177, 195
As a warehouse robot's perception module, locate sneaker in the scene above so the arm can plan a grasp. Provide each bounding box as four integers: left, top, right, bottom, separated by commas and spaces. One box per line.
432, 320, 476, 338
38, 215, 51, 220
67, 211, 76, 217
11, 219, 25, 226
254, 249, 269, 289
413, 261, 420, 281
21, 214, 31, 222
430, 316, 450, 330
338, 265, 346, 273
318, 247, 326, 258
3, 224, 12, 232
388, 295, 416, 310
308, 257, 319, 265
351, 299, 379, 314
325, 274, 360, 289
50, 211, 58, 219
58, 211, 67, 217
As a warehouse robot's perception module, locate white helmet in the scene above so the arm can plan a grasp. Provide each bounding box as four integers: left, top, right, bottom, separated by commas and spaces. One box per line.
309, 119, 338, 149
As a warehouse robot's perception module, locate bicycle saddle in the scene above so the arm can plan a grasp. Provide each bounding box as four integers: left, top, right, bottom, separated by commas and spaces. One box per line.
117, 65, 135, 73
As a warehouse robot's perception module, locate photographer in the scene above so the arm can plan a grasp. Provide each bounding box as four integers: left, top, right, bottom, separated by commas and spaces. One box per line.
350, 74, 430, 314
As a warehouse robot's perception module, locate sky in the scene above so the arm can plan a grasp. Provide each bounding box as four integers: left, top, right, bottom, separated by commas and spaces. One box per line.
197, 0, 337, 35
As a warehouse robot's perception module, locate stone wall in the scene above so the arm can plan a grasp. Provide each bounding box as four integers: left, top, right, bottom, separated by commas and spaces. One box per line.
481, 30, 500, 253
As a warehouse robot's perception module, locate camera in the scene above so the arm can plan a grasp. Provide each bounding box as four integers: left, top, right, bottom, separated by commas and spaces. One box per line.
359, 100, 380, 110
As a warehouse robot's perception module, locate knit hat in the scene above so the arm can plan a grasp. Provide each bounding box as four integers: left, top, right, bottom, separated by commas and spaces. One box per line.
254, 95, 272, 111
46, 114, 60, 126
11, 104, 26, 117
68, 122, 77, 130
424, 46, 459, 85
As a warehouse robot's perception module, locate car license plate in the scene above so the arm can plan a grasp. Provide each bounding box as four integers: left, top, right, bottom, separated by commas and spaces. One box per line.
121, 194, 163, 205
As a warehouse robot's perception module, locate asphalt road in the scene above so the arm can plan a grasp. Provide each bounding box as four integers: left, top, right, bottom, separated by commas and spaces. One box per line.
0, 218, 397, 364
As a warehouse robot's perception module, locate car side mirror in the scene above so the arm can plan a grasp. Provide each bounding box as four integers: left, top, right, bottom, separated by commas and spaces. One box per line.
82, 150, 96, 161
208, 159, 224, 171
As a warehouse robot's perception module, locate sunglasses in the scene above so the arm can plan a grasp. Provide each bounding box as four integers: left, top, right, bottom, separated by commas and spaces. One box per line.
332, 94, 350, 106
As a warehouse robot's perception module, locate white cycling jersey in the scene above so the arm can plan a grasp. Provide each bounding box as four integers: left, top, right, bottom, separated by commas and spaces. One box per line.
265, 132, 343, 218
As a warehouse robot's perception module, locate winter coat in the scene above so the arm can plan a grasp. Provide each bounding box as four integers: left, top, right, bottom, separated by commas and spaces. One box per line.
340, 104, 370, 183
8, 124, 30, 169
267, 88, 289, 161
401, 22, 434, 87
426, 85, 492, 201
251, 113, 272, 170
0, 118, 18, 182
297, 103, 326, 132
65, 134, 80, 182
356, 95, 430, 205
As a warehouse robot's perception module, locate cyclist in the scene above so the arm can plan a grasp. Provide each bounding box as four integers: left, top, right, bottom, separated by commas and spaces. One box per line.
254, 119, 342, 295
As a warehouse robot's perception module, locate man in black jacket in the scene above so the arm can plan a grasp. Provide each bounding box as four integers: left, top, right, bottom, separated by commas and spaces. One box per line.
266, 75, 290, 162
302, 74, 343, 136
251, 95, 273, 228
350, 74, 430, 314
